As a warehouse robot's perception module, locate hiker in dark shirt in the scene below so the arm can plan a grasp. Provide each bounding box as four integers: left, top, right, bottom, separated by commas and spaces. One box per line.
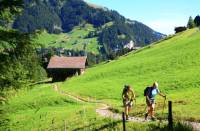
144, 82, 166, 121
122, 85, 136, 120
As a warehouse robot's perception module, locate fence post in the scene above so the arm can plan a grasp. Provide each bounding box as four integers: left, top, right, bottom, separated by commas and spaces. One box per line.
168, 101, 173, 130
64, 120, 66, 131
122, 112, 126, 131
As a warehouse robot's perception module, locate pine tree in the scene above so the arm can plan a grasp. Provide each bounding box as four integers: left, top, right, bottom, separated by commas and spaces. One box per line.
187, 16, 195, 29
0, 0, 47, 90
194, 15, 200, 27
0, 0, 23, 24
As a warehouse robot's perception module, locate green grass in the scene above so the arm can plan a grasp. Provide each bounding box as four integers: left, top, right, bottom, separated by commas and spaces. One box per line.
0, 84, 180, 131
34, 24, 101, 54
0, 84, 115, 130
1, 28, 199, 130
60, 28, 200, 121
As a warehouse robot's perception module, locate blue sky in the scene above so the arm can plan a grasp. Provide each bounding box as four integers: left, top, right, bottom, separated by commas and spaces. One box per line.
85, 0, 200, 34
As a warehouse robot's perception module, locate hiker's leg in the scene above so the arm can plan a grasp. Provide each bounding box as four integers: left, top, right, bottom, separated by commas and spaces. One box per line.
152, 103, 155, 117
125, 106, 128, 116
144, 105, 150, 120
128, 106, 131, 113
148, 105, 151, 115
125, 106, 129, 119
146, 99, 150, 115
149, 105, 154, 117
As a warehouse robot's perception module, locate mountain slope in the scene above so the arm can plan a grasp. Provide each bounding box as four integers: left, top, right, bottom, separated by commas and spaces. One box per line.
60, 28, 200, 121
1, 28, 199, 130
12, 0, 165, 57
34, 24, 101, 54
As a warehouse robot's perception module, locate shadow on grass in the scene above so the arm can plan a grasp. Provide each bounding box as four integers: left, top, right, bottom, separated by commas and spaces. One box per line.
72, 122, 97, 131
72, 120, 121, 131
96, 120, 121, 130
30, 79, 52, 86
149, 122, 194, 131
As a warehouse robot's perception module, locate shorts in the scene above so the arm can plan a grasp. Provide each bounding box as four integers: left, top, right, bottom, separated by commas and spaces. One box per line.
123, 99, 133, 107
146, 98, 155, 106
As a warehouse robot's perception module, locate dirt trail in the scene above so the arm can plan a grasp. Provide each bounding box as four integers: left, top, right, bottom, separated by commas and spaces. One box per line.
95, 103, 147, 122
56, 87, 200, 131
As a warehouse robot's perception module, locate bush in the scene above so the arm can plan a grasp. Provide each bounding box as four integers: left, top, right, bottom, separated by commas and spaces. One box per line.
0, 28, 47, 91
175, 27, 187, 33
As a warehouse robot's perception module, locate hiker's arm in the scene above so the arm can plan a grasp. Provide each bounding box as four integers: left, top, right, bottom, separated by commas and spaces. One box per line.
146, 95, 150, 100
146, 94, 151, 103
159, 92, 166, 98
130, 89, 136, 100
122, 93, 125, 100
156, 88, 165, 98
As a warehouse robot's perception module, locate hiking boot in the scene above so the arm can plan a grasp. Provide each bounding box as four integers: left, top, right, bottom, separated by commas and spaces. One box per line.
126, 115, 129, 120
144, 113, 148, 120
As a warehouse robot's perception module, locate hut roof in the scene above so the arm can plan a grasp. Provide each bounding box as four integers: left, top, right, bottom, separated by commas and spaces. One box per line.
47, 56, 87, 69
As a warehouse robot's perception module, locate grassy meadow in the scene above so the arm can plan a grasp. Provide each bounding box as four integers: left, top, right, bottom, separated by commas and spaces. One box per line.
34, 24, 101, 54
0, 84, 176, 131
1, 28, 200, 130
0, 84, 112, 130
60, 28, 200, 122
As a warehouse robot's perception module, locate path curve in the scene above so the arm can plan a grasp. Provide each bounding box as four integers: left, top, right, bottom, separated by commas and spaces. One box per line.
56, 87, 200, 131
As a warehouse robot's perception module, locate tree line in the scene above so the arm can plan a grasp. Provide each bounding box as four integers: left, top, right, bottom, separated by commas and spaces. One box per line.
187, 15, 200, 29
11, 0, 164, 59
0, 0, 47, 91
0, 0, 166, 91
175, 15, 200, 33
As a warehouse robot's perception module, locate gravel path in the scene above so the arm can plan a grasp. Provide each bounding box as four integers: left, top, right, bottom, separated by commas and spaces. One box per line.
95, 103, 148, 122
55, 87, 200, 131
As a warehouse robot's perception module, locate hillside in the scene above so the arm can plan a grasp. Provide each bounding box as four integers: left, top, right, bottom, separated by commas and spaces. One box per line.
1, 29, 199, 130
60, 28, 200, 121
1, 84, 175, 130
1, 1, 200, 130
34, 24, 101, 54
11, 0, 165, 59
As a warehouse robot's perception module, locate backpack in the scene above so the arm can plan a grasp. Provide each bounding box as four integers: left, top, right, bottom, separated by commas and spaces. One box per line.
144, 87, 152, 96
123, 85, 128, 94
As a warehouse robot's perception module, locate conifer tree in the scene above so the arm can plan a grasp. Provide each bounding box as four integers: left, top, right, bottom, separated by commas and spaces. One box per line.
187, 16, 195, 29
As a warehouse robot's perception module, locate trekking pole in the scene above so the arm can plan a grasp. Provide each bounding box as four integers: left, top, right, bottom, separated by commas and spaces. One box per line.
134, 99, 136, 107
143, 105, 147, 113
160, 96, 166, 124
162, 97, 166, 117
143, 97, 147, 114
134, 99, 137, 116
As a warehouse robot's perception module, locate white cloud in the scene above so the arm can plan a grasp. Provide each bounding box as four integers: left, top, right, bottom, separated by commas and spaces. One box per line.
145, 19, 187, 35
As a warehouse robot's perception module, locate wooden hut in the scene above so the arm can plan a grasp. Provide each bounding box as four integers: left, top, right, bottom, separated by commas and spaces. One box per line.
47, 56, 87, 81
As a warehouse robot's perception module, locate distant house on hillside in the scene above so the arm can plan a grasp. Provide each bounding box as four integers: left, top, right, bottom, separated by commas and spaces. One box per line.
123, 40, 141, 50
47, 56, 87, 81
124, 40, 135, 50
